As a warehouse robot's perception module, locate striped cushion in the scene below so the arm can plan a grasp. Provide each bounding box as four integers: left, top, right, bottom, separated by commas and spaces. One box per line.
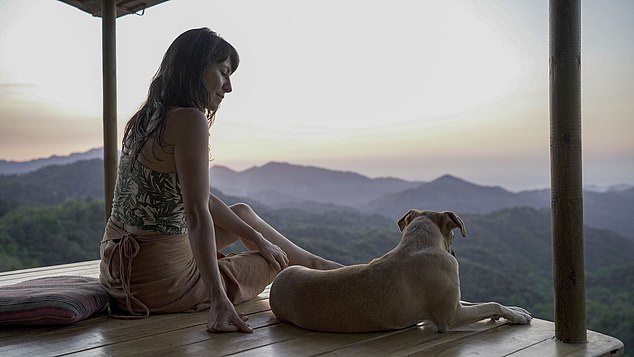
0, 276, 109, 325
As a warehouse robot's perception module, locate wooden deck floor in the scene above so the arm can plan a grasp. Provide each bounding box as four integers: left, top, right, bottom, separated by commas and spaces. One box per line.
0, 260, 624, 356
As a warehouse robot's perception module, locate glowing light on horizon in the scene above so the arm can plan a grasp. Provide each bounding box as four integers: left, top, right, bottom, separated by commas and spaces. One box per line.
0, 0, 632, 190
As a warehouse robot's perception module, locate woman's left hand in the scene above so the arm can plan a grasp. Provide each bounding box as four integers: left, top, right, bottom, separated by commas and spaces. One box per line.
254, 233, 289, 272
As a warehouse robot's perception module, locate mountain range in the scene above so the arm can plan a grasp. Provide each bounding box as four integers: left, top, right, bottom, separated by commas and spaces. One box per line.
1, 149, 632, 239
210, 162, 634, 240
210, 162, 422, 206
0, 148, 103, 175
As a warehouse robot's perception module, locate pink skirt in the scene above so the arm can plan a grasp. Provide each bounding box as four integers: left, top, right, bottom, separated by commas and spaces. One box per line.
100, 217, 277, 316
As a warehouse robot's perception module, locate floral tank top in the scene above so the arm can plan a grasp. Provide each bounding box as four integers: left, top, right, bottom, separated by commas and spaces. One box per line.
110, 151, 187, 234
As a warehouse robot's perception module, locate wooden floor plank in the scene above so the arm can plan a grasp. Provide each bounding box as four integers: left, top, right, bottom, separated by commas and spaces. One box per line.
321, 320, 511, 357
405, 319, 556, 356
508, 328, 624, 357
0, 269, 101, 286
154, 323, 311, 357
0, 261, 100, 286
228, 327, 411, 356
0, 260, 99, 278
65, 310, 285, 357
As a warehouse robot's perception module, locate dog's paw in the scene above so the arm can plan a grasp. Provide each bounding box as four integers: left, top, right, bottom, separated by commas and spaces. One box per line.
503, 306, 532, 325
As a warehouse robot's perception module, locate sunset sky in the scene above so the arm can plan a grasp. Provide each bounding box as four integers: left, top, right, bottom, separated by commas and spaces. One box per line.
0, 0, 632, 190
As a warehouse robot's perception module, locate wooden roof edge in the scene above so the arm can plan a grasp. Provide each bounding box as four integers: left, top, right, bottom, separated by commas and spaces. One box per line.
57, 0, 171, 18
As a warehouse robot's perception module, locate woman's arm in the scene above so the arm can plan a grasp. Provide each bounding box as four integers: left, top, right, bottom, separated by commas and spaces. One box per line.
207, 194, 262, 244
208, 194, 288, 271
168, 108, 251, 333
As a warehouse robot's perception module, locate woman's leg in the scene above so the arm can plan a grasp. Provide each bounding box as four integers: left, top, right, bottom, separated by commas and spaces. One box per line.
225, 203, 342, 270
214, 224, 246, 251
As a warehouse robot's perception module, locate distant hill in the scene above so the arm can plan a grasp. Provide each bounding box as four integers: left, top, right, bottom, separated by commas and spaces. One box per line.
210, 161, 423, 207
210, 165, 634, 240
0, 148, 103, 175
1, 156, 632, 239
458, 207, 634, 280
362, 175, 634, 240
0, 159, 103, 205
362, 174, 548, 216
583, 188, 634, 240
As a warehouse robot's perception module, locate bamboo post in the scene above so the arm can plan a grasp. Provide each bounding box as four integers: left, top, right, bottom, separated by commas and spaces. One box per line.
102, 0, 118, 221
549, 0, 586, 343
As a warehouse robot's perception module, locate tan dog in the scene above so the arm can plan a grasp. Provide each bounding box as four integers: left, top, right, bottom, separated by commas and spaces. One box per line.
269, 209, 532, 333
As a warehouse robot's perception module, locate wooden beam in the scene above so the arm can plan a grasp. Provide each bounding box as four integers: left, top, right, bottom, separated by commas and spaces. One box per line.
58, 0, 172, 18
549, 0, 586, 343
102, 0, 118, 220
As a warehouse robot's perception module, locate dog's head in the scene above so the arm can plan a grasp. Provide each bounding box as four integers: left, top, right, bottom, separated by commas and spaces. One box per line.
397, 209, 467, 254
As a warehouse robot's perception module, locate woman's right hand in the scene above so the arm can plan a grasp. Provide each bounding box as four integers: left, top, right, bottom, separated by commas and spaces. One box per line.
207, 295, 253, 333
254, 233, 289, 272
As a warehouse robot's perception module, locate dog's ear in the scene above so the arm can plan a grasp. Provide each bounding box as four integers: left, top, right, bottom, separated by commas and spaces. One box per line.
443, 211, 467, 238
397, 209, 420, 232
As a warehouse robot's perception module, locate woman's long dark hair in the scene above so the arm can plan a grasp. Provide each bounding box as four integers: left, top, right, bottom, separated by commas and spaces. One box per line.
122, 28, 239, 164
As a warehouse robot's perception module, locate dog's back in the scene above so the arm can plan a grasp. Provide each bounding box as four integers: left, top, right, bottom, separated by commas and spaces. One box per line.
269, 248, 460, 332
270, 264, 397, 332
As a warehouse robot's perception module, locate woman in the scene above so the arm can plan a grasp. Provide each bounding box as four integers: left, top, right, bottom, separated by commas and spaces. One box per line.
100, 28, 341, 333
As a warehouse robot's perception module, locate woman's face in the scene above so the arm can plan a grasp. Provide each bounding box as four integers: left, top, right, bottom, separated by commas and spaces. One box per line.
203, 57, 233, 112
